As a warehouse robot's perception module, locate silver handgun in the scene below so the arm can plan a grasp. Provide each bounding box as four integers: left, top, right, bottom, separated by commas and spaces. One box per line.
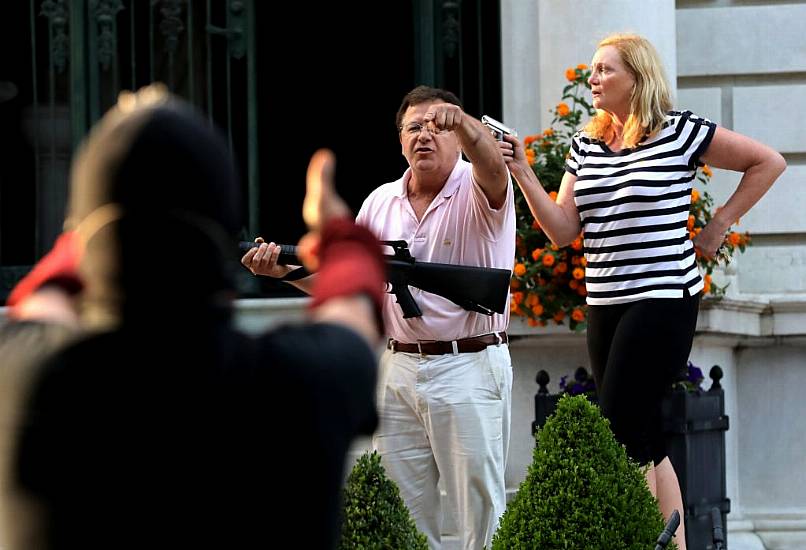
481, 115, 517, 141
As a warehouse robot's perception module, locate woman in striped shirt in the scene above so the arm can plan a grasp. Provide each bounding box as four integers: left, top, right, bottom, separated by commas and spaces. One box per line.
501, 33, 785, 548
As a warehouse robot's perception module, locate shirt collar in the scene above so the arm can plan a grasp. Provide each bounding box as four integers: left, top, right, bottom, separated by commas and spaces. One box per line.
395, 157, 464, 200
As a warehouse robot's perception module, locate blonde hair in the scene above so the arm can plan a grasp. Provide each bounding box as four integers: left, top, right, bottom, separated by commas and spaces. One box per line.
584, 34, 672, 148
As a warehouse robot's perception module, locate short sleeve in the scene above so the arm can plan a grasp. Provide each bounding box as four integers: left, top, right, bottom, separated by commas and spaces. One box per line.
682, 111, 717, 168
565, 133, 584, 175
355, 196, 370, 227
467, 164, 515, 242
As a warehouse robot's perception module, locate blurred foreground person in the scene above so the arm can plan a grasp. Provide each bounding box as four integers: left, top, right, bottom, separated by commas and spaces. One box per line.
0, 86, 384, 549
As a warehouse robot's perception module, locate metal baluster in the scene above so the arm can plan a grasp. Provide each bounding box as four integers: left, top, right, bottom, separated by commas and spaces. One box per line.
30, 0, 41, 256
149, 0, 154, 83
245, 0, 258, 236
205, 0, 212, 124
187, 0, 194, 105
130, 0, 136, 89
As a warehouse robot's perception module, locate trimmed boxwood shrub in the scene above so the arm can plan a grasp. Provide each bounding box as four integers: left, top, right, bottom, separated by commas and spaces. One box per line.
338, 451, 428, 550
492, 395, 676, 549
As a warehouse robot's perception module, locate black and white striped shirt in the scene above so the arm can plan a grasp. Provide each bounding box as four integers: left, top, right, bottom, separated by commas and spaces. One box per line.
566, 111, 716, 305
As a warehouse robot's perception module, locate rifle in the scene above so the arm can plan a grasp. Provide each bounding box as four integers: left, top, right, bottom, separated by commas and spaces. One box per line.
240, 240, 511, 319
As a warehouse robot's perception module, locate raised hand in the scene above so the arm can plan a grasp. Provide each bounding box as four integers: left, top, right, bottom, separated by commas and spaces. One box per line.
422, 102, 465, 133
298, 149, 351, 272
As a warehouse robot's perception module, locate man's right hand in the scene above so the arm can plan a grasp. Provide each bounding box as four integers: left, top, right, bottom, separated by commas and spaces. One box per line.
240, 237, 296, 278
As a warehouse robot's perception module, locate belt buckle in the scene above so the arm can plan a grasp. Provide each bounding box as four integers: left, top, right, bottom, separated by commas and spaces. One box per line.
389, 339, 397, 353
416, 341, 424, 357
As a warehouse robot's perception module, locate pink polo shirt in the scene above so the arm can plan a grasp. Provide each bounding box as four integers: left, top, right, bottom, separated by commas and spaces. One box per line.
356, 158, 515, 342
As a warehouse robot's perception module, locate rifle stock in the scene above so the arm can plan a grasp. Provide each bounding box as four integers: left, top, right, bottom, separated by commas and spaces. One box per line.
240, 240, 511, 319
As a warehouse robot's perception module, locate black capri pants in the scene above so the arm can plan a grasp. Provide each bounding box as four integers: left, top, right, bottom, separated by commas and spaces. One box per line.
587, 290, 700, 466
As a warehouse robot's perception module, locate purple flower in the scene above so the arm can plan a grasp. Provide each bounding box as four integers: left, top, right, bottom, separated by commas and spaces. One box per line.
687, 361, 704, 385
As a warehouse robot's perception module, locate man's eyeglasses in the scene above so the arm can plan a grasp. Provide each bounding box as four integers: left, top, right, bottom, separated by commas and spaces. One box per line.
399, 122, 449, 137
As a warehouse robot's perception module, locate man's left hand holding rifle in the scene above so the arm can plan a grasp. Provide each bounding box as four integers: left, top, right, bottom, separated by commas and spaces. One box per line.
241, 86, 516, 550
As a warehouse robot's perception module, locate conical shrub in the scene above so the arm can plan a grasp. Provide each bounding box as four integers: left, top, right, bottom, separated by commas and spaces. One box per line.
338, 450, 428, 550
492, 394, 675, 549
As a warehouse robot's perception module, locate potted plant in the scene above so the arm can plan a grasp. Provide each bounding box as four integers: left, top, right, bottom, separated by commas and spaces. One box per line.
338, 451, 428, 550
495, 394, 674, 549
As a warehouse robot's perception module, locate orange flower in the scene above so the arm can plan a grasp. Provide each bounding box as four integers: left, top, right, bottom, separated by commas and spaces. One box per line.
577, 63, 588, 70
532, 247, 544, 261
510, 279, 520, 290
514, 263, 527, 276
577, 285, 588, 297
702, 164, 713, 178
512, 291, 524, 305
526, 292, 540, 307
527, 317, 539, 327
556, 262, 568, 274
687, 215, 696, 231
556, 102, 570, 117
565, 68, 576, 81
571, 255, 580, 266
571, 237, 583, 251
703, 274, 712, 294
580, 257, 587, 267
548, 191, 558, 202
531, 304, 544, 316
550, 243, 559, 251
531, 219, 541, 231
569, 279, 579, 290
572, 267, 585, 280
553, 310, 565, 322
543, 128, 554, 137
691, 188, 700, 203
572, 308, 585, 322
542, 254, 555, 267
728, 232, 741, 246
524, 134, 539, 146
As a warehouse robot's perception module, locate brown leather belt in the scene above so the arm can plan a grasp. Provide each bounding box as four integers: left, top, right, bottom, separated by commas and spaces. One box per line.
387, 332, 508, 355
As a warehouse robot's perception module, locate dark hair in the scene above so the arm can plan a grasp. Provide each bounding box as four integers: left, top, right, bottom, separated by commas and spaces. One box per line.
395, 85, 462, 131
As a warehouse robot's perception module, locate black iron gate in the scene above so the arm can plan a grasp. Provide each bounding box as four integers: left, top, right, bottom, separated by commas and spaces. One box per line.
1, 0, 502, 301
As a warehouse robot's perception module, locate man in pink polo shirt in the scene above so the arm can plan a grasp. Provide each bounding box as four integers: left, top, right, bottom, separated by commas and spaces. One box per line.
243, 86, 515, 549
359, 86, 515, 549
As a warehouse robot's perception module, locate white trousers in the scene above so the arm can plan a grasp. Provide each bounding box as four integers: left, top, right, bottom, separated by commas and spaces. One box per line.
373, 344, 513, 550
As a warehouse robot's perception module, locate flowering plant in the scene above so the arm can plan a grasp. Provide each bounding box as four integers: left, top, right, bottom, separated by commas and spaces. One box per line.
559, 366, 596, 397
689, 166, 750, 296
673, 361, 705, 392
510, 65, 751, 331
510, 64, 594, 332
558, 361, 705, 397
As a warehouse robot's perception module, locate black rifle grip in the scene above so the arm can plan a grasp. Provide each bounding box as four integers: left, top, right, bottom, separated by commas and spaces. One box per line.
390, 282, 422, 319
